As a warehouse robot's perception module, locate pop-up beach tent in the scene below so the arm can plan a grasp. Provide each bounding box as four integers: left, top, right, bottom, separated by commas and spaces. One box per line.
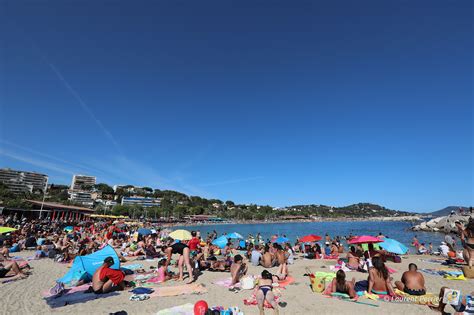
57, 245, 120, 286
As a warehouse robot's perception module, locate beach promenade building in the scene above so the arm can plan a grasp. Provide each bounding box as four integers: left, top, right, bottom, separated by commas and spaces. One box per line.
121, 196, 161, 207
68, 191, 94, 207
68, 174, 96, 207
0, 168, 48, 193
70, 175, 96, 191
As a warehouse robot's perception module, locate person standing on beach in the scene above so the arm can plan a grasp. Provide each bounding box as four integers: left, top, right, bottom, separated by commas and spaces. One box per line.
162, 242, 194, 284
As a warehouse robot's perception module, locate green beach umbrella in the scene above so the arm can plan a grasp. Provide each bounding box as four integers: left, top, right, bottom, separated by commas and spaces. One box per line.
0, 227, 17, 234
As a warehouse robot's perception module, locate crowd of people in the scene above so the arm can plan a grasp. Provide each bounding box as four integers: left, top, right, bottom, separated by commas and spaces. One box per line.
1, 213, 473, 314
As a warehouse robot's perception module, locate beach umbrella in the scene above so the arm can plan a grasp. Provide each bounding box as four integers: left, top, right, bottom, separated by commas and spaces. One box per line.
275, 236, 289, 244
347, 235, 382, 244
212, 235, 228, 249
0, 227, 17, 234
378, 238, 408, 255
64, 226, 74, 232
137, 228, 152, 236
299, 235, 322, 243
227, 232, 243, 239
169, 229, 192, 241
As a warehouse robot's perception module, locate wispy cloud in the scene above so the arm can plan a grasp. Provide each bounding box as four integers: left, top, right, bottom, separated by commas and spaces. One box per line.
0, 139, 105, 176
46, 62, 122, 154
200, 176, 264, 187
0, 148, 76, 176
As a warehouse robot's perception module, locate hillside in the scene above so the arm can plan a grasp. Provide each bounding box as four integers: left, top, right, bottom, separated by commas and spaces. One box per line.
429, 206, 470, 217
286, 203, 413, 218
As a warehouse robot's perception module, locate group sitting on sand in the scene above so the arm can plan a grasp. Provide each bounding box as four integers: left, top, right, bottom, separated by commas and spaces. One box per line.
1, 212, 473, 315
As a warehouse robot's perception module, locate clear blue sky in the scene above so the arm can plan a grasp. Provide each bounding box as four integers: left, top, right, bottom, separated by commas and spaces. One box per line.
0, 1, 472, 212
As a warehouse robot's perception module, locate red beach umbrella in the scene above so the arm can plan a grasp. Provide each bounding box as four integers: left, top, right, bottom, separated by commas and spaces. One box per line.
347, 235, 383, 244
299, 234, 322, 243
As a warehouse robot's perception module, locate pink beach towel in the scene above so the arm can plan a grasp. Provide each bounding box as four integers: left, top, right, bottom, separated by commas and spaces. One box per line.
213, 277, 241, 288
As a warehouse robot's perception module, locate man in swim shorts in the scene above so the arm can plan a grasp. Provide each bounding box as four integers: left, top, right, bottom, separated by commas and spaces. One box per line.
395, 263, 426, 296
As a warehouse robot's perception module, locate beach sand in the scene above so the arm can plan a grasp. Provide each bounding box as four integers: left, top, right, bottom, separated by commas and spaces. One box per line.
2, 252, 472, 315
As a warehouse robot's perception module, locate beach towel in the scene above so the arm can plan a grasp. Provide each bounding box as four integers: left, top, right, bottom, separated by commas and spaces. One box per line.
213, 277, 241, 288
156, 303, 194, 315
149, 283, 207, 297
42, 284, 119, 308
243, 293, 282, 308
121, 263, 143, 271
419, 258, 444, 265
130, 287, 154, 295
277, 276, 295, 288
420, 269, 442, 276
132, 273, 155, 281
42, 284, 91, 298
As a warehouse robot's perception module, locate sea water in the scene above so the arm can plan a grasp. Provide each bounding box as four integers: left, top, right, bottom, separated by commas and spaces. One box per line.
175, 221, 450, 248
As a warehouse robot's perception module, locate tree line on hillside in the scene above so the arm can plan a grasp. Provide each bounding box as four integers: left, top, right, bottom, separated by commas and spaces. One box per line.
0, 182, 412, 220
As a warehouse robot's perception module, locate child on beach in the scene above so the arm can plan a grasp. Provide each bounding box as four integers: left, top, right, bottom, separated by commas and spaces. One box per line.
153, 259, 171, 282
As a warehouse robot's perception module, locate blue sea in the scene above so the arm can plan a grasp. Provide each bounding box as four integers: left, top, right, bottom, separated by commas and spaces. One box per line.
174, 221, 450, 248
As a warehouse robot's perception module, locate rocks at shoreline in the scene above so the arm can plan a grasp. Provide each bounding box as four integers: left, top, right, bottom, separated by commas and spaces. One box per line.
412, 214, 473, 233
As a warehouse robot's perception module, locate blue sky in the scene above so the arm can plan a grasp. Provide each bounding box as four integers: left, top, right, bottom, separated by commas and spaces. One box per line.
0, 1, 472, 212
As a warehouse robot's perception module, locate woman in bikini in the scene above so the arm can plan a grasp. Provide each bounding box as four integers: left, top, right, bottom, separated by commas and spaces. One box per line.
331, 270, 356, 298
256, 270, 279, 315
367, 256, 395, 296
456, 218, 474, 267
346, 246, 361, 270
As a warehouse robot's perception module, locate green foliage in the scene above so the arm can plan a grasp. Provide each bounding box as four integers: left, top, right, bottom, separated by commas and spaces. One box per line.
94, 183, 114, 194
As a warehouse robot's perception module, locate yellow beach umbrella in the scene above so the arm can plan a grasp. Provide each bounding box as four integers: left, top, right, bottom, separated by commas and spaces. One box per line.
0, 227, 17, 234
169, 229, 192, 240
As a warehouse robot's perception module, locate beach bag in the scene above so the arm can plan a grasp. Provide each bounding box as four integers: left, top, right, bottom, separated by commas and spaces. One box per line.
49, 282, 65, 297
241, 276, 255, 290
306, 268, 325, 293
393, 255, 402, 263
310, 275, 325, 293
462, 266, 474, 279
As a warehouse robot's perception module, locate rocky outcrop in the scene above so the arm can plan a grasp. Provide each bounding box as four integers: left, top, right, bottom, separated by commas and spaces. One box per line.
412, 214, 472, 233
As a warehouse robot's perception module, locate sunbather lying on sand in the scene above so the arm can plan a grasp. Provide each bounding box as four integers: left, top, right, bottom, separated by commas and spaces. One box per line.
0, 260, 28, 280
331, 270, 356, 298
256, 270, 279, 315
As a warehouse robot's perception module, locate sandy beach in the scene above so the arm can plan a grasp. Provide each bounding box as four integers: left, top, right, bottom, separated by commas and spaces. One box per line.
2, 251, 472, 315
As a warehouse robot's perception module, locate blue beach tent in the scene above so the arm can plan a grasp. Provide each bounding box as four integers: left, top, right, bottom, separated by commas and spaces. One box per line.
57, 245, 120, 286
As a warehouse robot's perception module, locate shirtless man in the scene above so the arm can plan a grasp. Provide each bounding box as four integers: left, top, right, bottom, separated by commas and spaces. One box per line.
274, 244, 287, 266
230, 254, 247, 288
395, 263, 426, 296
91, 256, 126, 294
273, 244, 288, 280
261, 246, 274, 268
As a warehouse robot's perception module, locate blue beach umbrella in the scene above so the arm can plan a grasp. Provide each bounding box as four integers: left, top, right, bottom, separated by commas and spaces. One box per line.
212, 235, 228, 249
379, 238, 408, 255
275, 236, 289, 244
137, 228, 152, 236
227, 232, 244, 239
